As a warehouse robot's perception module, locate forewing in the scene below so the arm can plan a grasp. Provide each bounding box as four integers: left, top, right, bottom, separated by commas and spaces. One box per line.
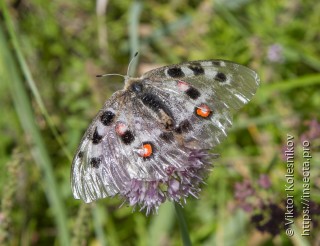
71, 91, 131, 203
142, 60, 260, 148
71, 91, 193, 203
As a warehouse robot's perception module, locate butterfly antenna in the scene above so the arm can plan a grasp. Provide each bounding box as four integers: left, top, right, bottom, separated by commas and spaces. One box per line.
126, 52, 139, 77
96, 73, 126, 78
96, 52, 139, 78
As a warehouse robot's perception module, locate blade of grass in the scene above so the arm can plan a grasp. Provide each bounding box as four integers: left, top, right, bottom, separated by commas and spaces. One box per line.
204, 210, 247, 246
148, 201, 175, 246
0, 13, 70, 246
1, 2, 72, 162
263, 73, 320, 94
96, 0, 109, 62
232, 115, 280, 130
0, 149, 22, 245
141, 15, 192, 45
92, 204, 108, 246
175, 203, 192, 246
215, 4, 250, 36
128, 1, 142, 75
71, 203, 91, 246
284, 46, 320, 72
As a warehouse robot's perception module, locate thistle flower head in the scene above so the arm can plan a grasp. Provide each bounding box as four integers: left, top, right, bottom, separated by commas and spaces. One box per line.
120, 149, 213, 215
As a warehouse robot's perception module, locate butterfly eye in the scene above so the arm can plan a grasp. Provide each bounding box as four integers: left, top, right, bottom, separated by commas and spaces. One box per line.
131, 82, 143, 93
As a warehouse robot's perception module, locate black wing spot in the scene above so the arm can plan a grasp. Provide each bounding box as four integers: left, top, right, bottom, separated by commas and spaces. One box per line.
188, 64, 204, 75
78, 151, 84, 159
121, 130, 135, 145
175, 120, 192, 134
185, 87, 201, 100
159, 132, 174, 143
100, 111, 115, 126
212, 61, 221, 66
215, 72, 227, 82
90, 157, 101, 168
92, 127, 103, 144
167, 67, 185, 78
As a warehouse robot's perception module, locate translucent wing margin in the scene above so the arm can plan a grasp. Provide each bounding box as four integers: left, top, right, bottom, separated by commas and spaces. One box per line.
71, 92, 128, 203
142, 59, 260, 110
142, 60, 260, 148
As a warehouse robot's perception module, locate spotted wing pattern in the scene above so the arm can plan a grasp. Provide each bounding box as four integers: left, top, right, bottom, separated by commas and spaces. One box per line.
142, 60, 260, 148
71, 59, 260, 203
72, 91, 193, 202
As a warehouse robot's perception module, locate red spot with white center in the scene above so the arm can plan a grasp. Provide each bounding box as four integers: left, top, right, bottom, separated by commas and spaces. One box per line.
177, 80, 190, 92
115, 122, 127, 136
138, 143, 153, 158
196, 104, 212, 118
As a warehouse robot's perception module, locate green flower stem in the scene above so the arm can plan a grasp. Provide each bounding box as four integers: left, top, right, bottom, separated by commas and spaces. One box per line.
174, 203, 192, 246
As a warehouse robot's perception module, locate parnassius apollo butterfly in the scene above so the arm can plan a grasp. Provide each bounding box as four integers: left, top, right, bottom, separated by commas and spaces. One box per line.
71, 55, 260, 212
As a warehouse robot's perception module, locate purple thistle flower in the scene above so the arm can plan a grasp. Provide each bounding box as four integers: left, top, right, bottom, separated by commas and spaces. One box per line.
258, 174, 271, 189
120, 149, 213, 215
240, 203, 254, 213
234, 179, 255, 201
267, 44, 284, 63
300, 118, 320, 143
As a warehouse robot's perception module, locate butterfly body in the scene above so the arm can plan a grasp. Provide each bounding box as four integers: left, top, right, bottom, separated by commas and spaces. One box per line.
71, 59, 259, 211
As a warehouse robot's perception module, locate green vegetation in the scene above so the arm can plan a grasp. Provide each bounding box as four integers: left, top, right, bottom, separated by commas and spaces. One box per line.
1, 0, 319, 245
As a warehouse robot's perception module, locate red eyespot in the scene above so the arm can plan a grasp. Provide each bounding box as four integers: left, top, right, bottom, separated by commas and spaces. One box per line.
196, 104, 212, 118
139, 143, 153, 158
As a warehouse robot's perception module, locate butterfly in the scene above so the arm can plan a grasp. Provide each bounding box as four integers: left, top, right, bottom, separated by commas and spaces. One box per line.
71, 55, 260, 214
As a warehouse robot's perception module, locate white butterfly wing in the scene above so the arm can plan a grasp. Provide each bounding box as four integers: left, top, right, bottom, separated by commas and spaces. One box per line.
142, 60, 260, 148
71, 92, 193, 203
71, 59, 260, 203
71, 92, 129, 202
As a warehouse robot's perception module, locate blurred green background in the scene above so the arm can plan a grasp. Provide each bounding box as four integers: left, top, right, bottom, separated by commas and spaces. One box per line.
1, 0, 320, 245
